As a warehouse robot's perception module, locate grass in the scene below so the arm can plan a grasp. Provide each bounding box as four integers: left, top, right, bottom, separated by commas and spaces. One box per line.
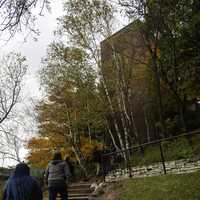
111, 171, 200, 200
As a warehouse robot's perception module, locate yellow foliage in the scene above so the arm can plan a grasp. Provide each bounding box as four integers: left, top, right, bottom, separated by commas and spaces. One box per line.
27, 134, 103, 168
80, 137, 103, 161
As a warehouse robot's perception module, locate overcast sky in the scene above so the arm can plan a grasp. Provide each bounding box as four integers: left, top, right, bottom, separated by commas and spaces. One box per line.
0, 1, 64, 100
0, 0, 128, 101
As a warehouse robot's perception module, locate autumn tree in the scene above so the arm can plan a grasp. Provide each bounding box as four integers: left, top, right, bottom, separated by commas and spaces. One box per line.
58, 0, 141, 161
30, 43, 103, 175
27, 134, 103, 168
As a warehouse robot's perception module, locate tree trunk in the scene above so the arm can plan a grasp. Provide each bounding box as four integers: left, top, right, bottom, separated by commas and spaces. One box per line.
87, 123, 92, 144
152, 54, 167, 138
66, 108, 88, 176
100, 75, 126, 153
106, 119, 120, 151
71, 144, 88, 177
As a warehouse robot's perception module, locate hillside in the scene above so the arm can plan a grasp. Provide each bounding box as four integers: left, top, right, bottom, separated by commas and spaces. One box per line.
100, 171, 200, 200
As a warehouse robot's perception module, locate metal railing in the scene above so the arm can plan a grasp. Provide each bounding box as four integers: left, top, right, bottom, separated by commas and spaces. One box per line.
101, 130, 200, 181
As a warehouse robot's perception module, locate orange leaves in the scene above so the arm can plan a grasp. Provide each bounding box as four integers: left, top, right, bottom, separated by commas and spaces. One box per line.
27, 135, 103, 168
27, 135, 66, 168
26, 149, 52, 168
27, 137, 50, 150
79, 137, 103, 161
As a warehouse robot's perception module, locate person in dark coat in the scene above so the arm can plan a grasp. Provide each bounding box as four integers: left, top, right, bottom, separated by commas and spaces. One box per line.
45, 151, 70, 200
65, 156, 74, 182
2, 162, 43, 200
92, 148, 102, 176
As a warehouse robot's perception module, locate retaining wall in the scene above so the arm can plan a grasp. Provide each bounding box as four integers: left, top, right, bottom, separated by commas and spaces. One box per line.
105, 158, 200, 182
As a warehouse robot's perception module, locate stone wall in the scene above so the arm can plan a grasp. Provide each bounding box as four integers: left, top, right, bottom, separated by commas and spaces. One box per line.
105, 158, 200, 182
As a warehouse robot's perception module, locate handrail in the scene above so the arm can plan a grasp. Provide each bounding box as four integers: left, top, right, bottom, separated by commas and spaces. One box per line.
102, 130, 200, 157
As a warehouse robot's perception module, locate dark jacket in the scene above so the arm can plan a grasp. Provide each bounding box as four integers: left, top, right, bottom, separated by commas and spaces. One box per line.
2, 163, 43, 200
45, 160, 70, 188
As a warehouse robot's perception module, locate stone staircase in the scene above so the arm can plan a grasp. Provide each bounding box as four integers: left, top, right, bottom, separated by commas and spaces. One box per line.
68, 182, 94, 200
44, 182, 94, 200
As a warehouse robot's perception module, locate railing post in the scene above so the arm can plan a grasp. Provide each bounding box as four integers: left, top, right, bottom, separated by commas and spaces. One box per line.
159, 142, 167, 174
128, 159, 132, 178
101, 154, 106, 182
125, 148, 132, 178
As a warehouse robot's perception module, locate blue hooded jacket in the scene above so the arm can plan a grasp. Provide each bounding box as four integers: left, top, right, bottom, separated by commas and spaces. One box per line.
2, 163, 43, 200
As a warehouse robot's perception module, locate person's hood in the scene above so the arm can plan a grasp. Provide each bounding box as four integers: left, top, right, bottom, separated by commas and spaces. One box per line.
14, 163, 30, 177
51, 160, 63, 165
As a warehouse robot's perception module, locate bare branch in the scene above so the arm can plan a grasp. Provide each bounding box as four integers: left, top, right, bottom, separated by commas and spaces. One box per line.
0, 52, 27, 124
0, 0, 49, 39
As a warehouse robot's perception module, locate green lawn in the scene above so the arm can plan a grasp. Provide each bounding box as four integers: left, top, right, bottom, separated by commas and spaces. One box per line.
111, 171, 200, 200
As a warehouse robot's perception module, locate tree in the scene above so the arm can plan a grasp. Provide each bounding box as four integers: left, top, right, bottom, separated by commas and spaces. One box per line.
158, 0, 200, 132
27, 134, 102, 168
0, 52, 27, 163
58, 1, 162, 165
0, 0, 49, 39
119, 0, 200, 134
32, 44, 103, 175
59, 0, 135, 158
118, 0, 175, 137
0, 123, 23, 163
0, 53, 27, 124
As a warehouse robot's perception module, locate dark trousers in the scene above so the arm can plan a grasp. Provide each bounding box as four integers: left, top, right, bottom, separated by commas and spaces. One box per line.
48, 186, 68, 200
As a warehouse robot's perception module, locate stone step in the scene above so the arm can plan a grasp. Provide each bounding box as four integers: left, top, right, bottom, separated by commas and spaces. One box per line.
68, 197, 89, 200
69, 183, 92, 189
44, 196, 90, 200
68, 183, 93, 200
44, 195, 90, 200
44, 182, 94, 200
68, 188, 93, 194
69, 193, 90, 197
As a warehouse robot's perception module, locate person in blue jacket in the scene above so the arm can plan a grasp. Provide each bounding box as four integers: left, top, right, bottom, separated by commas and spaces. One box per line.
2, 162, 43, 200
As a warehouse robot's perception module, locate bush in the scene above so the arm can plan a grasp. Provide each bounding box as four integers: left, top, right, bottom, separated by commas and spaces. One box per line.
163, 138, 193, 160
131, 145, 161, 166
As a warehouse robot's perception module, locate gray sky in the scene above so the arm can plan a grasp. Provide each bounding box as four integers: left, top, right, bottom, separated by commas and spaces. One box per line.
0, 0, 128, 100
0, 1, 64, 99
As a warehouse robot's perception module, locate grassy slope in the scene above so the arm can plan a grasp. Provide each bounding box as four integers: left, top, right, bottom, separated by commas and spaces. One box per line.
108, 171, 200, 200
